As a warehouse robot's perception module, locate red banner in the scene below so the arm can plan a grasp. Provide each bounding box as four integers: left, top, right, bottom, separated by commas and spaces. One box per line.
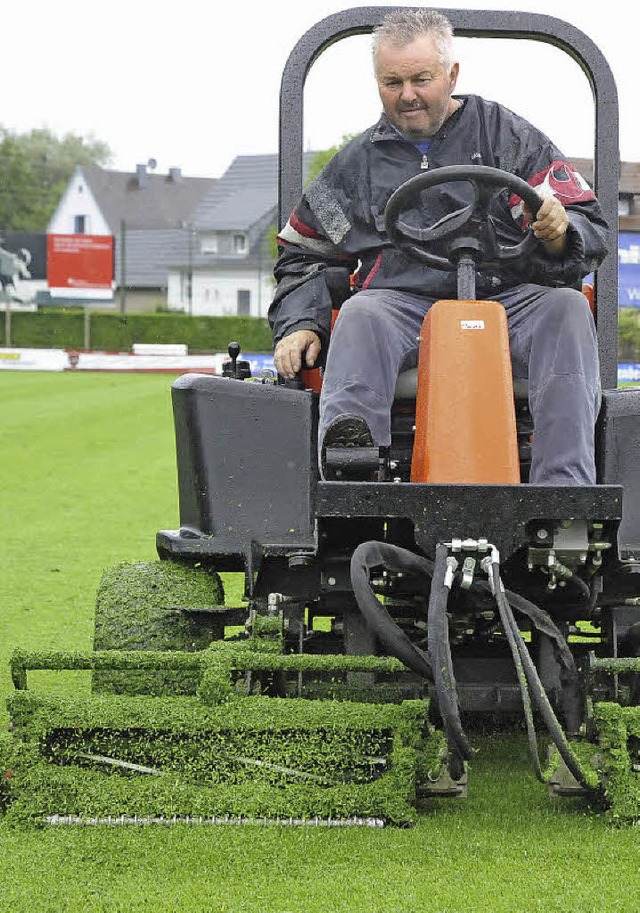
47, 234, 114, 290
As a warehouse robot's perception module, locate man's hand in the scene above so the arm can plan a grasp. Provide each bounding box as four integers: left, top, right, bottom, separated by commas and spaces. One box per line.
524, 195, 570, 257
274, 329, 322, 380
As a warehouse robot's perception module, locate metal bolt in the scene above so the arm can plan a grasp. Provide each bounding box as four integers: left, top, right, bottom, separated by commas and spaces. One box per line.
536, 528, 549, 541
327, 577, 336, 586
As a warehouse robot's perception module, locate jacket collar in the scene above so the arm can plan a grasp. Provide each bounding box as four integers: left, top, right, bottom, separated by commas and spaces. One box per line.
370, 98, 468, 144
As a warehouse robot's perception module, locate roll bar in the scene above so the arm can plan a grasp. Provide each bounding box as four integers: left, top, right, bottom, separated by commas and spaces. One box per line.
278, 7, 620, 388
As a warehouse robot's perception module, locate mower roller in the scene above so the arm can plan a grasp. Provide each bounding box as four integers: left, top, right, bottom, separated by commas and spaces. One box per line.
3, 7, 640, 827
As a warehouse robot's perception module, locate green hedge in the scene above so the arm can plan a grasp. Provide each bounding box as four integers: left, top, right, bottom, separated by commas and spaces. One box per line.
618, 308, 640, 362
2, 309, 86, 349
0, 310, 273, 354
3, 307, 639, 361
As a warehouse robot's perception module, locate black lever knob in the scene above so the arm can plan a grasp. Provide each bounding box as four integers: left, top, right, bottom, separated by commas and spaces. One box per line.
227, 341, 241, 378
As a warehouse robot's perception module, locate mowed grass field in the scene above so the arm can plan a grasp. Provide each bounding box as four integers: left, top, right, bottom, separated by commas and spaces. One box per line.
1, 371, 638, 913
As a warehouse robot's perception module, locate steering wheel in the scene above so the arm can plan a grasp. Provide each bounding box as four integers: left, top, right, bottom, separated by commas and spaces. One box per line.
384, 164, 544, 272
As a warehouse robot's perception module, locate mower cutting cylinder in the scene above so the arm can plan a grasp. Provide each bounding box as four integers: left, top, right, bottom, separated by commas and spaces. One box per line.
411, 299, 520, 483
2, 645, 446, 827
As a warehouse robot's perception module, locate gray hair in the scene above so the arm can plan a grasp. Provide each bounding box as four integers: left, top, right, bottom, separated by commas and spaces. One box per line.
372, 9, 455, 72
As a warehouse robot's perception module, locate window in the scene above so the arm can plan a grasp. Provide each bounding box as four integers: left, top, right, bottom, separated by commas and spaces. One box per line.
74, 214, 87, 234
201, 234, 218, 254
237, 289, 251, 315
619, 196, 633, 217
233, 233, 247, 254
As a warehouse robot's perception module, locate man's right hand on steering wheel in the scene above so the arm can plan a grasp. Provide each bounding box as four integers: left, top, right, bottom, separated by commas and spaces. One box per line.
524, 195, 570, 257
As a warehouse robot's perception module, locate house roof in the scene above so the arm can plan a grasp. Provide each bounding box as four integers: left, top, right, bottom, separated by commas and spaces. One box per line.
117, 152, 319, 286
201, 186, 276, 231
80, 164, 217, 231
191, 152, 317, 232
116, 229, 189, 288
117, 226, 275, 287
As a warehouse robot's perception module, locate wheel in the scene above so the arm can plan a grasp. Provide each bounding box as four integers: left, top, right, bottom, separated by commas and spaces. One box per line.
384, 164, 543, 271
92, 559, 225, 695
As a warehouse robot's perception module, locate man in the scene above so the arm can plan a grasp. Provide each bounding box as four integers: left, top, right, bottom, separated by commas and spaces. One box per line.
269, 9, 610, 484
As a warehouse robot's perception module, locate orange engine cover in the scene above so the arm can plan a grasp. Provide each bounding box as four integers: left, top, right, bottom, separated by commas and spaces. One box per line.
410, 299, 520, 484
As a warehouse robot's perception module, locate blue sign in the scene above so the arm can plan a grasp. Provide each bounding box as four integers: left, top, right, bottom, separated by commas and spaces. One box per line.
619, 232, 640, 308
244, 353, 276, 375
619, 363, 640, 383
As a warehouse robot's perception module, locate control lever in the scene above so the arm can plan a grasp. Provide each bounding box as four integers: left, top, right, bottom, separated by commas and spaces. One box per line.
222, 341, 251, 380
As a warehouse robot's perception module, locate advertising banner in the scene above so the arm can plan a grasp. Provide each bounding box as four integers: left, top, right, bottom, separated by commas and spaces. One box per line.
619, 231, 640, 308
47, 234, 114, 292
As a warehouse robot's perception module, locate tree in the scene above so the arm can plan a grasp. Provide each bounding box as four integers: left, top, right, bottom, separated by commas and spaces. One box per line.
0, 126, 112, 231
306, 134, 356, 184
268, 134, 357, 260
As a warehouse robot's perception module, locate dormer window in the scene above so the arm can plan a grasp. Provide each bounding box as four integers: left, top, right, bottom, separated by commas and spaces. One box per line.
233, 233, 247, 254
201, 234, 218, 254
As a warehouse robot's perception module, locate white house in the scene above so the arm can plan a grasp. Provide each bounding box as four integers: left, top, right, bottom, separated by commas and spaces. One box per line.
47, 163, 217, 310
166, 152, 318, 319
47, 154, 318, 315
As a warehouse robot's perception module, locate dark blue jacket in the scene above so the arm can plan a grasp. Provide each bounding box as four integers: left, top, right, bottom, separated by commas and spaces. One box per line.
269, 95, 611, 348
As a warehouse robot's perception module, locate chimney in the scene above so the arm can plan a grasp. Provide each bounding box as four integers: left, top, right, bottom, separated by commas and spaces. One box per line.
168, 167, 182, 183
135, 164, 148, 188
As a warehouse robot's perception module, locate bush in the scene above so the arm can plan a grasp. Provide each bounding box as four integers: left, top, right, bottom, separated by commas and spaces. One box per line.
1, 308, 86, 349
618, 308, 640, 362
0, 310, 273, 353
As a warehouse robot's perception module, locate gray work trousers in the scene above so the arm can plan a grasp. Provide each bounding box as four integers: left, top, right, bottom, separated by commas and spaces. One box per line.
318, 284, 601, 484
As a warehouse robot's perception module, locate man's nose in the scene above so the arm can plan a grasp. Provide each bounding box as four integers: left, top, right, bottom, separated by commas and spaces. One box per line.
399, 82, 418, 102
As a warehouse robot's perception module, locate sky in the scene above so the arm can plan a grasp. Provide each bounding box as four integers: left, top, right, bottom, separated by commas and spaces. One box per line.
2, 0, 638, 180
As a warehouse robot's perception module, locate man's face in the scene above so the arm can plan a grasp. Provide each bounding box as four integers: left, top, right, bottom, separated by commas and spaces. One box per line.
375, 34, 459, 140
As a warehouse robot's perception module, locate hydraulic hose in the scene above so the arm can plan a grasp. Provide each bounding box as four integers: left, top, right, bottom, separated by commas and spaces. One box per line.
350, 541, 434, 680
489, 561, 592, 790
427, 543, 475, 770
350, 540, 475, 771
349, 539, 589, 788
491, 573, 545, 781
471, 582, 576, 674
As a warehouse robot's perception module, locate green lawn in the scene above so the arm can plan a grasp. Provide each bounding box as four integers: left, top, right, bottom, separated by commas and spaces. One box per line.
1, 372, 638, 913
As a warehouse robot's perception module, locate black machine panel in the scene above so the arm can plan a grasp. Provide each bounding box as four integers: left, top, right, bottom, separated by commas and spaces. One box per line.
168, 374, 318, 556
598, 387, 640, 559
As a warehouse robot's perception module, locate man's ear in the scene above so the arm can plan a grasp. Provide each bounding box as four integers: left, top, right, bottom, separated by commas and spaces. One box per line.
449, 62, 459, 92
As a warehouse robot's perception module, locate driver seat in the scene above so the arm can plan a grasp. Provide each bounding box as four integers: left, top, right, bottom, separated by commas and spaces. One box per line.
393, 282, 593, 402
